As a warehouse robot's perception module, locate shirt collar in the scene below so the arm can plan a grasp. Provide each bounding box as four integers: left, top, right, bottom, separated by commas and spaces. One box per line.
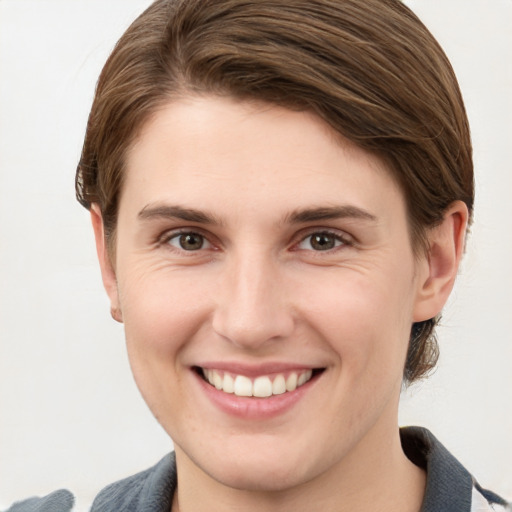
401, 426, 473, 512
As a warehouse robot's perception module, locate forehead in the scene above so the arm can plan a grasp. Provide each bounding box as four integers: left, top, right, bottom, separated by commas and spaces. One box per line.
121, 95, 406, 226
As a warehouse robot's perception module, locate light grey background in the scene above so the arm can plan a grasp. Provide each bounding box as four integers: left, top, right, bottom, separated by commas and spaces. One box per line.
1, 1, 511, 510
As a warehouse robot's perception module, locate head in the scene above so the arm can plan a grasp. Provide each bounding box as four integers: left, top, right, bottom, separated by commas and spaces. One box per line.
76, 0, 473, 386
77, 0, 473, 494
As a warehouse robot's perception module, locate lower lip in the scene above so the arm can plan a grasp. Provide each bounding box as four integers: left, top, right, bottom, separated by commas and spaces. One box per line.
194, 370, 320, 420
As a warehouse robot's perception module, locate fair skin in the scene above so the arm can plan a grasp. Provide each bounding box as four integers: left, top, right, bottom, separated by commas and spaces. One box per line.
92, 96, 468, 512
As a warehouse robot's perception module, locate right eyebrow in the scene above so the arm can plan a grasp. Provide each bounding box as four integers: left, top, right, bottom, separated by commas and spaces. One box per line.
137, 203, 224, 226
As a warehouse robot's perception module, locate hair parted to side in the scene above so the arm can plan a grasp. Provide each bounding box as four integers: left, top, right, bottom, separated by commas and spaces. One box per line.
76, 0, 473, 383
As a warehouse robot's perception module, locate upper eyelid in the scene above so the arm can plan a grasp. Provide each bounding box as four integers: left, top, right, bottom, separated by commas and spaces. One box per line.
158, 228, 214, 247
294, 227, 355, 244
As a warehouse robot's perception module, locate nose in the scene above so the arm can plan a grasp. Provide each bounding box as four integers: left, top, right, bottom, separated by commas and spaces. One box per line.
212, 252, 294, 350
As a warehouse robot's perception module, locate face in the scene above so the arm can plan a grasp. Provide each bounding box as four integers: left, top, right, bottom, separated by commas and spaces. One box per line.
96, 96, 442, 492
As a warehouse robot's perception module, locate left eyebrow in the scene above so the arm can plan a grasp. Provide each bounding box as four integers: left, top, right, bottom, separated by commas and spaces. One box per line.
284, 205, 377, 224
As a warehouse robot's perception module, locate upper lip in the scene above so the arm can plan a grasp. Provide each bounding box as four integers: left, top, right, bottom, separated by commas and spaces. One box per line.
194, 361, 325, 377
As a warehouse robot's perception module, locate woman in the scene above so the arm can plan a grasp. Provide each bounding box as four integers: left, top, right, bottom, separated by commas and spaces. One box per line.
7, 0, 510, 510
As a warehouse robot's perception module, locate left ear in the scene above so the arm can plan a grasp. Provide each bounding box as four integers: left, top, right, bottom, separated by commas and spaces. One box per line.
413, 200, 469, 322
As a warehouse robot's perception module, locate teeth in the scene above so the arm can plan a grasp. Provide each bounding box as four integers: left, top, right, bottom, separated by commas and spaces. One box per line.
272, 374, 286, 395
234, 375, 253, 396
253, 376, 273, 398
286, 373, 298, 392
223, 373, 234, 393
202, 368, 316, 397
297, 369, 312, 387
213, 371, 223, 390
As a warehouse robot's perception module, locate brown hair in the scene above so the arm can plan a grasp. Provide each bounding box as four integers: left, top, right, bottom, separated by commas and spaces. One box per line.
76, 0, 473, 383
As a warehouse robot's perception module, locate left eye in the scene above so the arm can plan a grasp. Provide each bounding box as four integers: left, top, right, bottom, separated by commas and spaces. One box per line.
297, 232, 346, 251
166, 232, 212, 251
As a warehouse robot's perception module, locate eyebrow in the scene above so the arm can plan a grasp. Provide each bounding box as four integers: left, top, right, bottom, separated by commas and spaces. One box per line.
137, 203, 377, 226
138, 204, 223, 225
285, 205, 377, 224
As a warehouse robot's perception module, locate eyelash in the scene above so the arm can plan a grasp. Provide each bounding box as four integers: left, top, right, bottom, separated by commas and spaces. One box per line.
158, 229, 214, 253
158, 228, 354, 254
294, 230, 353, 252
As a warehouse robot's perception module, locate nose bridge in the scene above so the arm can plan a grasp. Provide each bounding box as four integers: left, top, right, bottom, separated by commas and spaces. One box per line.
212, 247, 293, 348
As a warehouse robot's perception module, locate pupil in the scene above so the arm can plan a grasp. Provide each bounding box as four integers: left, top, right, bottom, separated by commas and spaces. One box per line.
180, 233, 203, 250
311, 234, 334, 250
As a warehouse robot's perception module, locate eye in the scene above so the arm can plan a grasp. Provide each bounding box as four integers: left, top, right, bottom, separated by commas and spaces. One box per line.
166, 232, 212, 251
296, 231, 348, 251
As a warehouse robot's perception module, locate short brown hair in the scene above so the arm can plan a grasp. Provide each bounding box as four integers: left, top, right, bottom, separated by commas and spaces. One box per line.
76, 0, 474, 383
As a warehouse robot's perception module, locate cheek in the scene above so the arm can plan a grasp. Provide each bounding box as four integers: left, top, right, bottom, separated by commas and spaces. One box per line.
303, 270, 415, 379
118, 269, 214, 424
116, 267, 215, 417
119, 265, 213, 355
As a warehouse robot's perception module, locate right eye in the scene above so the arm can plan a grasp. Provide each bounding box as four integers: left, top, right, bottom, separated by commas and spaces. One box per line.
165, 232, 212, 251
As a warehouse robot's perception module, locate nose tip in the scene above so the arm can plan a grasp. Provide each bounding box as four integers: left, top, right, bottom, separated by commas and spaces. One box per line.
213, 306, 294, 349
211, 262, 294, 349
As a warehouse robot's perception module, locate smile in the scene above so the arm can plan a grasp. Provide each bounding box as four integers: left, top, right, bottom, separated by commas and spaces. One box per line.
200, 368, 316, 398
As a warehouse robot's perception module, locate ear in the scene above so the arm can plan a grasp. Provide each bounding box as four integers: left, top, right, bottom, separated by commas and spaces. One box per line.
413, 201, 469, 322
90, 204, 123, 323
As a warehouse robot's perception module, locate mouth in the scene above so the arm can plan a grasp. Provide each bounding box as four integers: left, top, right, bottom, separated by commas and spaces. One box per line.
195, 367, 324, 398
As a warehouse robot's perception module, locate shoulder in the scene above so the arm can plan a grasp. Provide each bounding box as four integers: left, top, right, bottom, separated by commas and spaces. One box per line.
471, 486, 510, 512
4, 453, 176, 512
90, 452, 176, 512
4, 489, 75, 512
400, 426, 511, 512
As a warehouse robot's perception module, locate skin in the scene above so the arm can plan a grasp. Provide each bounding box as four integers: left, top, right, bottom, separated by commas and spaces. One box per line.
92, 96, 468, 512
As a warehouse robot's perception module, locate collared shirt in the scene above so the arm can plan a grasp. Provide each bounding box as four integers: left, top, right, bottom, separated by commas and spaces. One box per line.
6, 427, 510, 512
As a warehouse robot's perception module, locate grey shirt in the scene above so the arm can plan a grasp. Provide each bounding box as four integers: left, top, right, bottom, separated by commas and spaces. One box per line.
6, 427, 510, 512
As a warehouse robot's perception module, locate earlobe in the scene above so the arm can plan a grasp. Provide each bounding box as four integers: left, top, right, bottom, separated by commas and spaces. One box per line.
90, 205, 123, 323
413, 201, 469, 322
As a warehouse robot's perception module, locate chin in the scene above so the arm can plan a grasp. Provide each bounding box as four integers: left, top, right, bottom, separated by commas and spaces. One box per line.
209, 458, 311, 493
181, 434, 327, 493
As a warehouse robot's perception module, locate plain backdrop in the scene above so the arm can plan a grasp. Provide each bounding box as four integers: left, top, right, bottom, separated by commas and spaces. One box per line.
1, 1, 511, 510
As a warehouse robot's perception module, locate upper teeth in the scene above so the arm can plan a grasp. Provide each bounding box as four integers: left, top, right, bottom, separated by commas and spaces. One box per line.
202, 369, 314, 398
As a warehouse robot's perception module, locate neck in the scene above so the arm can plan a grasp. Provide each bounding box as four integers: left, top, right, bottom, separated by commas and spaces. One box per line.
173, 425, 425, 512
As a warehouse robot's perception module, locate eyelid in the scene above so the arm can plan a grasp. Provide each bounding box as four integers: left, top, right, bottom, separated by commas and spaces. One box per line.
292, 228, 355, 251
155, 226, 355, 253
158, 228, 217, 252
